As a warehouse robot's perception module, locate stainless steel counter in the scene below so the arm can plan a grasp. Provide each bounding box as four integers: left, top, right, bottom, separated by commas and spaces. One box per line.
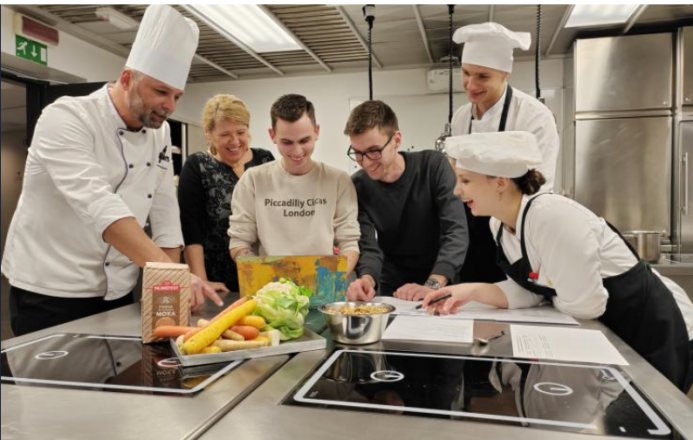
4, 301, 693, 440
0, 300, 288, 440
201, 319, 693, 440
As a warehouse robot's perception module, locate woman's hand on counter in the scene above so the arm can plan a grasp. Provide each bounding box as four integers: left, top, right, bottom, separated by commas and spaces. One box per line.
207, 281, 231, 294
191, 274, 225, 310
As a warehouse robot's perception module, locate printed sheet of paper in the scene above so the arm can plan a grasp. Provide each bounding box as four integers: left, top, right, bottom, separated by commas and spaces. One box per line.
382, 316, 473, 344
375, 297, 579, 326
510, 324, 628, 365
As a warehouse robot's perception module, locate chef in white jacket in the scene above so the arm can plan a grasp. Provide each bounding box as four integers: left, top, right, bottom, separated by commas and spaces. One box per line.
426, 131, 693, 392
451, 22, 560, 286
1, 5, 222, 337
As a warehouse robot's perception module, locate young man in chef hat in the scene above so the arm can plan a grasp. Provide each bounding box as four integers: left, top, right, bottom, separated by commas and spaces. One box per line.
450, 22, 560, 286
2, 5, 223, 337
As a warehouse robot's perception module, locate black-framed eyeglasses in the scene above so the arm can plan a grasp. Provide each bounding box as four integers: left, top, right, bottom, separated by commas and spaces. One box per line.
347, 133, 395, 162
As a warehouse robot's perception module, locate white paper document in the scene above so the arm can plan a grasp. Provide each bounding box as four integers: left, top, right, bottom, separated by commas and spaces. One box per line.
374, 296, 579, 326
510, 324, 629, 366
382, 316, 474, 344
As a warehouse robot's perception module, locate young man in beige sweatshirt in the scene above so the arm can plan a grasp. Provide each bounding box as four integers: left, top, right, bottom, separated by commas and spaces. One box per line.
228, 94, 360, 274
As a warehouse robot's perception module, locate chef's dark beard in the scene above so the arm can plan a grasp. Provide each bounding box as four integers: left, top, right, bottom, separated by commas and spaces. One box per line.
129, 89, 170, 129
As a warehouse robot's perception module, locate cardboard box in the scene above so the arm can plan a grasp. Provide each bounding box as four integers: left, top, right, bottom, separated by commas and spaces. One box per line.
142, 262, 191, 344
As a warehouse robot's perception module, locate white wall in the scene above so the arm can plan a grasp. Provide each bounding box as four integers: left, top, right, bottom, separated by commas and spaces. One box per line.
177, 58, 565, 183
1, 5, 124, 82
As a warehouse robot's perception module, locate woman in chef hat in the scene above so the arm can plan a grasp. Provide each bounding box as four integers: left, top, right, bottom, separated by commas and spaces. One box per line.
425, 131, 693, 393
451, 22, 560, 287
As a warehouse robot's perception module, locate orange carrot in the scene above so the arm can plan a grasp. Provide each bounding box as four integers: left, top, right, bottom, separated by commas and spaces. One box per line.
184, 297, 250, 342
154, 325, 197, 339
182, 300, 257, 354
210, 297, 249, 324
230, 325, 259, 340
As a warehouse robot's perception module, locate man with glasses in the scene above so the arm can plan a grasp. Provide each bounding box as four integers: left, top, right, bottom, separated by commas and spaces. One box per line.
344, 101, 468, 300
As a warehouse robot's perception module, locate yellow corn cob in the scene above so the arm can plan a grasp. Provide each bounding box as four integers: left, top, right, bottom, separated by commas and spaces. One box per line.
181, 299, 257, 355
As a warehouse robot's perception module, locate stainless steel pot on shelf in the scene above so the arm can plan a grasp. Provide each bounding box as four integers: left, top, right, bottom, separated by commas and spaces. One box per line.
623, 231, 662, 263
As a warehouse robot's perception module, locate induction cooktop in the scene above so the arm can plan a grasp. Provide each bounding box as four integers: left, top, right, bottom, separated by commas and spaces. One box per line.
1, 333, 240, 396
286, 350, 681, 439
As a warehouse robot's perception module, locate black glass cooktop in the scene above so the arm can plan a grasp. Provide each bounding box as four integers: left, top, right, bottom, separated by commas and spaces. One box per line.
287, 350, 679, 438
1, 333, 240, 396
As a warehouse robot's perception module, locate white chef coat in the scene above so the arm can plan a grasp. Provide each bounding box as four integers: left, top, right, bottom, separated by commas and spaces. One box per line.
451, 85, 560, 191
490, 194, 693, 339
1, 85, 184, 300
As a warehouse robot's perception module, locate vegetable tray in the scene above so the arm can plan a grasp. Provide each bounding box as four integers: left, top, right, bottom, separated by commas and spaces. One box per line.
171, 329, 326, 367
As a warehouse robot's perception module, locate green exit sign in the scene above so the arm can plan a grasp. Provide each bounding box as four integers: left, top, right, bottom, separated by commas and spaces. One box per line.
15, 35, 48, 66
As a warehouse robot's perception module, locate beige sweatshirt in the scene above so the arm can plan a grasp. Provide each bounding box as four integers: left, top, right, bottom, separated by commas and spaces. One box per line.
228, 160, 360, 257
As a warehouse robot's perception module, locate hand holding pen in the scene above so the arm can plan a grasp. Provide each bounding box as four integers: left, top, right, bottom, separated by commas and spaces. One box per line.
419, 284, 477, 315
415, 292, 451, 310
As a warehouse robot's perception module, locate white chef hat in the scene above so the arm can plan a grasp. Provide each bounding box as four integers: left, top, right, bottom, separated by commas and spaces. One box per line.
453, 22, 531, 73
126, 5, 199, 91
445, 132, 542, 178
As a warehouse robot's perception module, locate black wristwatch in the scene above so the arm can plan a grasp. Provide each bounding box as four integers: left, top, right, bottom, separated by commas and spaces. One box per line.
424, 278, 442, 290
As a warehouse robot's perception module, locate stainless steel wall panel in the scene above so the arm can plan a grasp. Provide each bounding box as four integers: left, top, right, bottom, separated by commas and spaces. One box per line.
681, 27, 693, 107
575, 117, 672, 236
575, 33, 673, 113
678, 121, 693, 250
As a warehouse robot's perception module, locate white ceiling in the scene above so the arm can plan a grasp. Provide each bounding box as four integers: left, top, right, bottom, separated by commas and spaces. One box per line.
9, 4, 693, 82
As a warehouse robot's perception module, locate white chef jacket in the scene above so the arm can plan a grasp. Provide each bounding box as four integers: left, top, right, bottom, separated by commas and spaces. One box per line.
1, 85, 184, 300
490, 194, 693, 339
451, 85, 560, 191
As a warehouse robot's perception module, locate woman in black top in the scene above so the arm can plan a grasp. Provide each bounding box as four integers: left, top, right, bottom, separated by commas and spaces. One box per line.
178, 95, 274, 291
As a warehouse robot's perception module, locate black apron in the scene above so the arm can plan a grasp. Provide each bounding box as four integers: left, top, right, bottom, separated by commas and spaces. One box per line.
458, 86, 513, 283
495, 194, 692, 391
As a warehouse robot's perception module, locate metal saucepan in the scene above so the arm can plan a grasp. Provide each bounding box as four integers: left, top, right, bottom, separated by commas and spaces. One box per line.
318, 301, 395, 345
623, 230, 662, 263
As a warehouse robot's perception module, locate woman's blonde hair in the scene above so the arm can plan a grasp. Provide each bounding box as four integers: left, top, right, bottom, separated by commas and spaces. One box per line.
201, 94, 251, 155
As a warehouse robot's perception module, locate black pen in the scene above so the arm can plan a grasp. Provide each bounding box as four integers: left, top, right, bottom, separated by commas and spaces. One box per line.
414, 293, 452, 310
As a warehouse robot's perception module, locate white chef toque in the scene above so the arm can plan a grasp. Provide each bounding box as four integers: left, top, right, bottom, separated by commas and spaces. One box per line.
125, 5, 199, 91
445, 132, 542, 178
453, 22, 531, 73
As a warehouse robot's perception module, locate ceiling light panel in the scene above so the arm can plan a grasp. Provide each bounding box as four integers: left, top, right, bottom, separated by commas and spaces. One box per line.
186, 4, 301, 53
565, 4, 640, 28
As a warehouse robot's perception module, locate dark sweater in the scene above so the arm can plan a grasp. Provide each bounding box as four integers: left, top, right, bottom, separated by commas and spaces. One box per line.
352, 150, 469, 295
177, 149, 274, 290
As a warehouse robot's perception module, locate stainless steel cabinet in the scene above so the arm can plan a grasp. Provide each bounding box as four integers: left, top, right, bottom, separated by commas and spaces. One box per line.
575, 117, 672, 235
575, 33, 673, 114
